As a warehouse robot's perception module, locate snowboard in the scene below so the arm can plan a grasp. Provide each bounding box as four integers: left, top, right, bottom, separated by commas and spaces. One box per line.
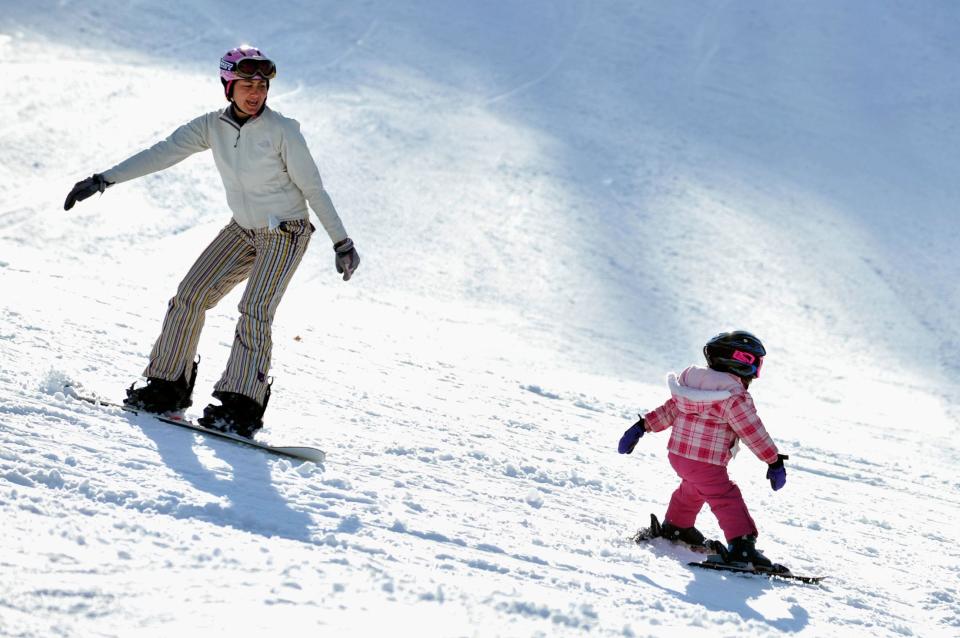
64, 386, 326, 464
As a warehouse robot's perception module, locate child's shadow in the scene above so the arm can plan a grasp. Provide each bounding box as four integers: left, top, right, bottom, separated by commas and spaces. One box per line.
133, 415, 319, 543
632, 548, 811, 632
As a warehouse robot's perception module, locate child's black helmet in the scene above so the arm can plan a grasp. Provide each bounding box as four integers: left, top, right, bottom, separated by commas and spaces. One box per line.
703, 331, 766, 379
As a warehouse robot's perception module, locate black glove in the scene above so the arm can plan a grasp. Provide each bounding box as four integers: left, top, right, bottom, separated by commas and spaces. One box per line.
64, 174, 111, 210
618, 416, 646, 454
766, 453, 789, 491
334, 238, 360, 281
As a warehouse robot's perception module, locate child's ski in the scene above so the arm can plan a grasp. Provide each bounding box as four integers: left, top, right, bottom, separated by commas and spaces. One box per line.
632, 514, 824, 584
689, 555, 825, 584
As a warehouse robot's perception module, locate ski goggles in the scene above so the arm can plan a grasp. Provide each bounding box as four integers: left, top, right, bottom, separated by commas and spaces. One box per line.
732, 350, 764, 377
226, 57, 277, 80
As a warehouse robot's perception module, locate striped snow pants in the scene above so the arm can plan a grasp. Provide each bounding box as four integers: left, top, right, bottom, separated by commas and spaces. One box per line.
143, 219, 313, 406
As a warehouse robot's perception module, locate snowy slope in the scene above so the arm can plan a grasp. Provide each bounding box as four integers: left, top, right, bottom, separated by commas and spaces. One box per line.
2, 1, 959, 636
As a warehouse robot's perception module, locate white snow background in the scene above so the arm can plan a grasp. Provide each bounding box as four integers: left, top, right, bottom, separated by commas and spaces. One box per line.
2, 1, 959, 636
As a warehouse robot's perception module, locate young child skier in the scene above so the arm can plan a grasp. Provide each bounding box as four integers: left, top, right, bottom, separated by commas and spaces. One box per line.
63, 45, 360, 439
618, 331, 788, 568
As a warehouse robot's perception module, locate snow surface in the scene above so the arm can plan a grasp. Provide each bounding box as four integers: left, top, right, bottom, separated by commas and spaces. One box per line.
2, 1, 959, 636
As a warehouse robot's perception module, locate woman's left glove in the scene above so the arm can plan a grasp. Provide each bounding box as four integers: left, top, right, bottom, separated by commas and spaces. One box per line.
64, 174, 111, 210
766, 454, 789, 491
618, 416, 645, 454
334, 238, 360, 281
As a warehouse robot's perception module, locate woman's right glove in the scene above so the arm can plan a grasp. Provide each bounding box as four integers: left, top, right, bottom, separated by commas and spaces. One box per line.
618, 416, 646, 454
766, 453, 789, 491
64, 174, 111, 210
334, 238, 360, 281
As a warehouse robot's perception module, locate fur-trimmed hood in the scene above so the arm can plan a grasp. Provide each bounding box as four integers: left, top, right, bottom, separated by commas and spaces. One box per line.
667, 366, 745, 416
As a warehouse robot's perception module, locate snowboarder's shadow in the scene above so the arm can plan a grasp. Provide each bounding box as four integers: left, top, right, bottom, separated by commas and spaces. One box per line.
132, 415, 318, 544
631, 544, 811, 632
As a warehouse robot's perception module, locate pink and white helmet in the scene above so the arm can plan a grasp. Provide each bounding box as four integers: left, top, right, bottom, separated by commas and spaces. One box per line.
219, 45, 276, 93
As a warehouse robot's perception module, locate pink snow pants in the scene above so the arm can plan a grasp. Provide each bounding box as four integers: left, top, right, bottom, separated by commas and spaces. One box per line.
664, 453, 758, 542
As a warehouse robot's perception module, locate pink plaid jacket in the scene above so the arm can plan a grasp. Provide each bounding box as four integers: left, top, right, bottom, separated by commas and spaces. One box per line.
643, 366, 779, 466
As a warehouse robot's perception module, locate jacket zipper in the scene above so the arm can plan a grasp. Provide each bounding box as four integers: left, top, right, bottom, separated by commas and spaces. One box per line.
218, 113, 242, 147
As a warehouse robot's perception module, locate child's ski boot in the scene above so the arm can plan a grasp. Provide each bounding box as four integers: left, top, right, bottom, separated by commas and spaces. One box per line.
723, 535, 789, 573
633, 514, 719, 553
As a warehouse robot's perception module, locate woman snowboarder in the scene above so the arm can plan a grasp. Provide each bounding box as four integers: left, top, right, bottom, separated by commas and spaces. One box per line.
64, 45, 360, 439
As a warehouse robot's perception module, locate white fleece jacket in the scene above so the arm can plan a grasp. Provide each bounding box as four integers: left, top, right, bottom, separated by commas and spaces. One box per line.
101, 105, 348, 243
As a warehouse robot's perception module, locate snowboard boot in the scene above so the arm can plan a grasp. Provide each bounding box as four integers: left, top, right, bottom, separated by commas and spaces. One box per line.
659, 520, 707, 547
725, 535, 775, 569
198, 388, 268, 439
124, 359, 198, 413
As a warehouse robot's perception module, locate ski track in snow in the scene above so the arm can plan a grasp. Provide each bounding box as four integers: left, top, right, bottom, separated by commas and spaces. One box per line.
482, 2, 587, 106
2, 1, 960, 637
